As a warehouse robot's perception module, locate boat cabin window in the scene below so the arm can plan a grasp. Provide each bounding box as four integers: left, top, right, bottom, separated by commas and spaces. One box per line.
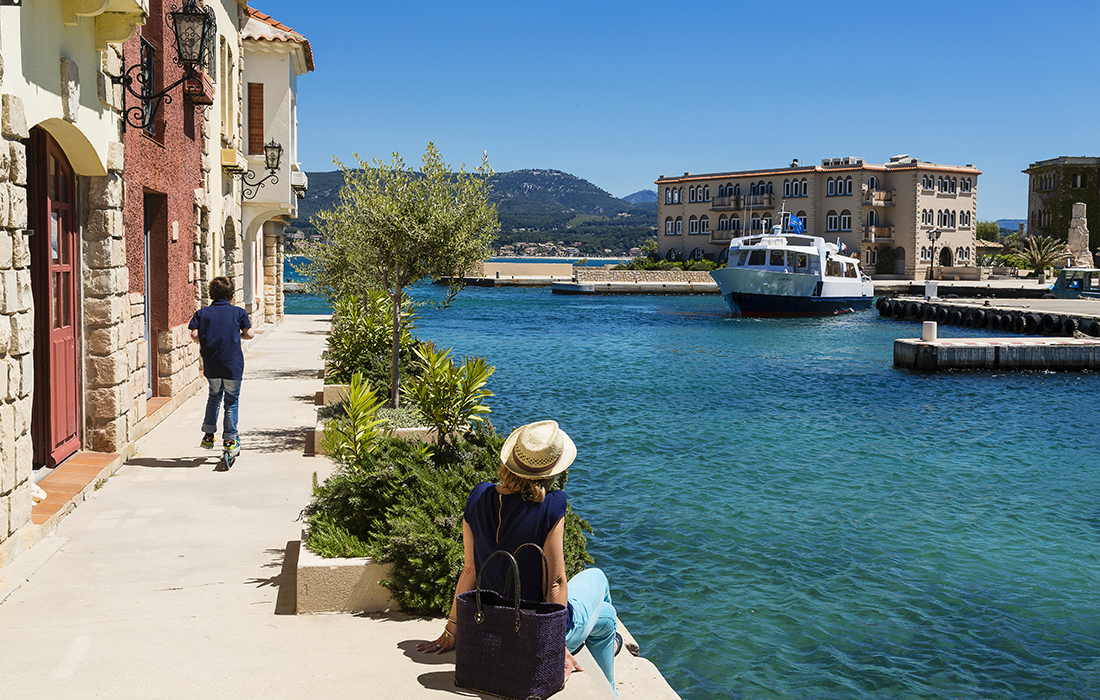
825, 259, 844, 277
845, 262, 858, 278
795, 253, 809, 271
748, 250, 766, 266
769, 250, 785, 267
736, 251, 749, 266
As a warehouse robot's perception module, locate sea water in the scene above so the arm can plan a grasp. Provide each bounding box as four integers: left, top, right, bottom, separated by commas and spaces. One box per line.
288, 277, 1100, 700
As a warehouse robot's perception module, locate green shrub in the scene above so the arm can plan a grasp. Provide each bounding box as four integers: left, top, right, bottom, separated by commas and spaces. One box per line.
685, 260, 716, 271
325, 291, 422, 396
303, 426, 594, 615
407, 345, 494, 440
321, 373, 386, 463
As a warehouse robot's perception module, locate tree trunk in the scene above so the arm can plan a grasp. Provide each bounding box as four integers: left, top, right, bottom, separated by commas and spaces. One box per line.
390, 287, 402, 408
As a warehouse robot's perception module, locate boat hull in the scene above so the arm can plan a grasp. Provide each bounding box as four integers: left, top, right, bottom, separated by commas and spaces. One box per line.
723, 291, 873, 317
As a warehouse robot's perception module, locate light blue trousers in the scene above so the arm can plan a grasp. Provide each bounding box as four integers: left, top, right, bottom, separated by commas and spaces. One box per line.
565, 568, 617, 691
202, 378, 241, 441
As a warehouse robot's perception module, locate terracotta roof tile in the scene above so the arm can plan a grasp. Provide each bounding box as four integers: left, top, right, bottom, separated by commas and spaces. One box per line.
243, 5, 315, 72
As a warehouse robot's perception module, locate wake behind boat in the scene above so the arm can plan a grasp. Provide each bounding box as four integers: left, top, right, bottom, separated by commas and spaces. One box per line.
710, 211, 874, 317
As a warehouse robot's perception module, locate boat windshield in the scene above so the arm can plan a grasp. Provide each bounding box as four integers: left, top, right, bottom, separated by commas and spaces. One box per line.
737, 248, 817, 273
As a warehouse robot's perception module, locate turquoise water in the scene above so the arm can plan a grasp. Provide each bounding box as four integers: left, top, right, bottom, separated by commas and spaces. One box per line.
287, 272, 1100, 700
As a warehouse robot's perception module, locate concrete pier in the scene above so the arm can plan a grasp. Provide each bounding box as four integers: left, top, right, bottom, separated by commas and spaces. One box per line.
895, 333, 1100, 371
552, 280, 719, 295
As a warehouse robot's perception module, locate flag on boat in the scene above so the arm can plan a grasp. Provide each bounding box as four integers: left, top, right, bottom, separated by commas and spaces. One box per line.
789, 215, 804, 234
840, 241, 848, 253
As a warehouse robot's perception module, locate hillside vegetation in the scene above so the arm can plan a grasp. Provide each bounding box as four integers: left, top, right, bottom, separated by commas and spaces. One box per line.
290, 169, 657, 256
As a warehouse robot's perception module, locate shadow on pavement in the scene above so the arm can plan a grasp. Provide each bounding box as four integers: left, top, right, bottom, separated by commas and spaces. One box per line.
399, 639, 455, 667
241, 427, 306, 453
125, 456, 219, 470
418, 670, 488, 697
244, 541, 298, 615
247, 368, 321, 381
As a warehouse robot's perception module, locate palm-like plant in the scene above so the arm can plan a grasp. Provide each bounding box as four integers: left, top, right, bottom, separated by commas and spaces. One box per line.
1007, 235, 1072, 284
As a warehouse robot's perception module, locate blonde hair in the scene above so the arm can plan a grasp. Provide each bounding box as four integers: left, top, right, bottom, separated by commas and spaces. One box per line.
498, 464, 556, 503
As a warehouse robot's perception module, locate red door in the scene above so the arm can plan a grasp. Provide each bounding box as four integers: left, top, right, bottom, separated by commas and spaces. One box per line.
29, 128, 80, 468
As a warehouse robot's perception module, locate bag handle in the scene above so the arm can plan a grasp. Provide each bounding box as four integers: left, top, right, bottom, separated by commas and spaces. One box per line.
512, 543, 551, 602
473, 550, 522, 632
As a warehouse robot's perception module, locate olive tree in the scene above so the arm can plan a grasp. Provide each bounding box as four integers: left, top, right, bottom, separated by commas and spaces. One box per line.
297, 143, 498, 407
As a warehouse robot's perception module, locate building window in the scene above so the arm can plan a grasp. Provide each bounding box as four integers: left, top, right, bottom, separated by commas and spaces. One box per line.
676, 217, 683, 233
700, 216, 709, 233
867, 210, 878, 227
688, 216, 698, 234
733, 184, 740, 196
751, 214, 761, 231
247, 83, 265, 154
678, 188, 683, 203
784, 180, 791, 198
731, 215, 740, 231
845, 177, 853, 195
665, 188, 671, 204
718, 215, 728, 230
1072, 174, 1086, 188
800, 178, 808, 196
703, 186, 710, 201
762, 216, 772, 231
840, 210, 851, 231
718, 185, 726, 198
826, 210, 838, 231
665, 217, 673, 234
950, 211, 956, 228
827, 178, 836, 196
796, 211, 808, 231
868, 175, 879, 190
765, 181, 773, 194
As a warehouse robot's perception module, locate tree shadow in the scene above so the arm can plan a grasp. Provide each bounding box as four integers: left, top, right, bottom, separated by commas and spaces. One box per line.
242, 427, 307, 454
247, 367, 323, 381
244, 542, 298, 615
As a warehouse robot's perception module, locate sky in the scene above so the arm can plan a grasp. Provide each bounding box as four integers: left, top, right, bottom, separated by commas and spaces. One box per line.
253, 0, 1099, 220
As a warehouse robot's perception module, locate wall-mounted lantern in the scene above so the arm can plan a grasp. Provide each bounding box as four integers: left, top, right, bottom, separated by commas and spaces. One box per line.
238, 139, 283, 200
112, 0, 216, 130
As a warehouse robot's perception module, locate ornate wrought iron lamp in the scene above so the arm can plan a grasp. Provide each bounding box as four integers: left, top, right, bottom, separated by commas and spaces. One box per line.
239, 139, 283, 200
927, 228, 942, 281
112, 0, 216, 130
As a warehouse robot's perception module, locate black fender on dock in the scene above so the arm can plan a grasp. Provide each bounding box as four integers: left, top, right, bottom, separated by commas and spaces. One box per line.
1041, 313, 1059, 334
893, 302, 907, 319
949, 310, 963, 326
968, 309, 986, 328
1024, 313, 1041, 334
876, 297, 891, 314
906, 302, 921, 318
1080, 318, 1100, 337
999, 313, 1015, 332
1061, 317, 1078, 336
921, 303, 936, 320
1012, 313, 1026, 334
985, 313, 1000, 330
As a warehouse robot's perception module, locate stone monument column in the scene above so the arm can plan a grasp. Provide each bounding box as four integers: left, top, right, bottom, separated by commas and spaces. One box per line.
1068, 202, 1091, 267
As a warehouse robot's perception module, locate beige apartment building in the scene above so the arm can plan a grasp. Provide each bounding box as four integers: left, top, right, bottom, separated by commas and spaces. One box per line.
655, 155, 981, 279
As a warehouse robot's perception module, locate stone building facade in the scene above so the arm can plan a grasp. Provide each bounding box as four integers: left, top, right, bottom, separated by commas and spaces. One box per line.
656, 155, 981, 280
1023, 156, 1100, 253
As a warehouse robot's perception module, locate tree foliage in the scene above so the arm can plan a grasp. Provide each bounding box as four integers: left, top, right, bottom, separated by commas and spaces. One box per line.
1007, 234, 1072, 282
297, 144, 499, 407
976, 220, 1000, 242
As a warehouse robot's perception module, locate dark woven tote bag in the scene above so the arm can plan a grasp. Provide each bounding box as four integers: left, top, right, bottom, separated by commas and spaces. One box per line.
454, 548, 568, 700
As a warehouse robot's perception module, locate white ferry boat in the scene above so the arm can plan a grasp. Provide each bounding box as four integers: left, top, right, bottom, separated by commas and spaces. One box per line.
710, 216, 874, 317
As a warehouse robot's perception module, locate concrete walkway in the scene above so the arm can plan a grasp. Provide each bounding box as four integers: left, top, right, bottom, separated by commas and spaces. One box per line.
0, 315, 675, 700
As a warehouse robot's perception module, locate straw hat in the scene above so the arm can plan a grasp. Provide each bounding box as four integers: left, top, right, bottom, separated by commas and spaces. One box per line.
500, 421, 576, 480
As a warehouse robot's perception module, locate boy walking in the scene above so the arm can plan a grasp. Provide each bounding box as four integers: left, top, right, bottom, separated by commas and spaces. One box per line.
189, 277, 256, 457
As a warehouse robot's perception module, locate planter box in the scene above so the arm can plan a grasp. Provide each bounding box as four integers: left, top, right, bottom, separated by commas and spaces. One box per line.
310, 408, 438, 456
296, 530, 396, 614
322, 383, 349, 406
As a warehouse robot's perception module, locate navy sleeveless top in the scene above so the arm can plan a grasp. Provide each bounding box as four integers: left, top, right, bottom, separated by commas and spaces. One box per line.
464, 482, 568, 604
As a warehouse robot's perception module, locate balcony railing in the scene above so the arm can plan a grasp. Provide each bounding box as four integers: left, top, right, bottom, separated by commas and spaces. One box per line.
862, 226, 894, 241
741, 192, 774, 209
710, 195, 740, 211
711, 229, 741, 243
863, 189, 894, 207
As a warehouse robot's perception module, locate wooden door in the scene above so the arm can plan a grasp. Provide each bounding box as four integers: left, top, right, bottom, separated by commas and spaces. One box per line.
30, 128, 80, 468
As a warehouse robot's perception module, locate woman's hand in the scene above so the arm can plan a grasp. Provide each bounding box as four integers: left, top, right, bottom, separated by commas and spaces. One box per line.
564, 649, 583, 682
416, 629, 455, 655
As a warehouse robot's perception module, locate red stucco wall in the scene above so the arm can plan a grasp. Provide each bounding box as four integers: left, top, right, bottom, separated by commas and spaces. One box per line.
122, 0, 202, 334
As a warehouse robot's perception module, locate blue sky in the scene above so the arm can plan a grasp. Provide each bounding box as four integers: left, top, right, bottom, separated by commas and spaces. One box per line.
255, 0, 1098, 219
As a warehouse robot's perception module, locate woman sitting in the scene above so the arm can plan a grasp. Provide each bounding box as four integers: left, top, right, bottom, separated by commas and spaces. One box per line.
417, 420, 621, 689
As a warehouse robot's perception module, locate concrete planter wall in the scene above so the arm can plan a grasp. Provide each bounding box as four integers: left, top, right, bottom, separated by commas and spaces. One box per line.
296, 530, 396, 614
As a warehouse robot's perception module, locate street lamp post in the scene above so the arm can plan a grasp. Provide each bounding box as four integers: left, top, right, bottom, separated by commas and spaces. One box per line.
927, 228, 941, 281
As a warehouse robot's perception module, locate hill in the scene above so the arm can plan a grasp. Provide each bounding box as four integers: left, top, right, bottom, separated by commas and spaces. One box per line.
289, 169, 657, 256
622, 189, 658, 204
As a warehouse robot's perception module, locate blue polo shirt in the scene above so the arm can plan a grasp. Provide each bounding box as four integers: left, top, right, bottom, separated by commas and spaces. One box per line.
188, 299, 251, 380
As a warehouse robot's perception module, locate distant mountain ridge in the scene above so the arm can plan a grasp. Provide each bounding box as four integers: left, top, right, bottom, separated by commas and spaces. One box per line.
623, 189, 658, 204
290, 168, 657, 256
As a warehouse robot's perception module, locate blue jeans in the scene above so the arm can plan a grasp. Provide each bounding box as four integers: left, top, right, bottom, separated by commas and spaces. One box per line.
202, 378, 241, 441
565, 568, 618, 691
